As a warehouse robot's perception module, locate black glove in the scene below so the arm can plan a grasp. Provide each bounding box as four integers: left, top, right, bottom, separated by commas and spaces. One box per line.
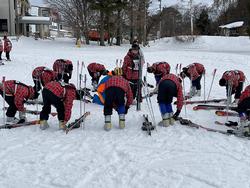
125, 106, 129, 114
173, 110, 181, 120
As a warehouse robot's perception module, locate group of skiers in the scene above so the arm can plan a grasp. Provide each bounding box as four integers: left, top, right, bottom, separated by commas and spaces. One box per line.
0, 40, 250, 136
0, 35, 12, 61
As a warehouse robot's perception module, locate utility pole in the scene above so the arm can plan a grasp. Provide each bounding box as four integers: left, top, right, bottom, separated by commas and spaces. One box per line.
143, 0, 147, 46
190, 0, 194, 36
158, 0, 162, 39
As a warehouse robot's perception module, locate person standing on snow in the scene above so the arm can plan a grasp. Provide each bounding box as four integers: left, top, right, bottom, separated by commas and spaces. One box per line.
0, 80, 35, 124
219, 70, 245, 104
87, 62, 109, 91
0, 39, 3, 61
157, 74, 183, 127
122, 43, 143, 101
147, 61, 171, 93
103, 67, 133, 131
231, 85, 250, 136
3, 35, 12, 61
39, 81, 78, 130
180, 63, 205, 97
32, 66, 57, 96
53, 59, 73, 83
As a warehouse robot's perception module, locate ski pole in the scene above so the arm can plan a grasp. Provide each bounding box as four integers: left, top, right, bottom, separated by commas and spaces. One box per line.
207, 69, 217, 100
82, 74, 87, 130
226, 83, 233, 122
77, 61, 79, 89
175, 64, 179, 75
182, 78, 187, 117
203, 73, 206, 103
2, 76, 6, 124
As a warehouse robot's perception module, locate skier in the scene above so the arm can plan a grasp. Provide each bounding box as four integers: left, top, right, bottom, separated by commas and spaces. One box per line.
53, 59, 73, 83
157, 74, 183, 127
147, 61, 171, 94
0, 39, 3, 61
87, 62, 109, 91
3, 35, 12, 61
39, 81, 77, 130
103, 67, 133, 131
32, 66, 57, 95
0, 80, 35, 123
180, 63, 205, 97
236, 85, 250, 136
122, 43, 143, 101
219, 70, 245, 104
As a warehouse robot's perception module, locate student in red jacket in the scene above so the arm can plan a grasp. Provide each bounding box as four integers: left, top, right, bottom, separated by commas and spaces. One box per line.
180, 63, 205, 97
0, 39, 3, 61
87, 62, 109, 91
147, 62, 171, 85
219, 70, 245, 104
32, 66, 57, 95
157, 74, 183, 127
122, 43, 143, 100
39, 81, 77, 130
103, 68, 133, 131
3, 36, 12, 61
0, 80, 35, 123
53, 59, 73, 83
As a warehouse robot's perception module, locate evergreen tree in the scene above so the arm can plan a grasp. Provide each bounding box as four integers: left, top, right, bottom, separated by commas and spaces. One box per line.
195, 9, 211, 35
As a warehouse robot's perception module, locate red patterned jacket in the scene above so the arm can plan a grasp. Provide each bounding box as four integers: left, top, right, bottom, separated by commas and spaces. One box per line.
221, 70, 245, 90
44, 81, 76, 122
239, 85, 250, 104
87, 63, 105, 73
151, 62, 170, 77
53, 59, 73, 74
0, 40, 3, 52
32, 67, 57, 86
160, 74, 184, 111
0, 80, 34, 111
186, 63, 205, 81
3, 39, 12, 52
122, 51, 142, 80
105, 76, 133, 107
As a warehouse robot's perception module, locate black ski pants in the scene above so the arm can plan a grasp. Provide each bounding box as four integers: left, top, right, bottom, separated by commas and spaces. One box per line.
129, 79, 142, 100
6, 51, 10, 60
0, 90, 18, 117
192, 75, 202, 90
0, 51, 2, 60
104, 87, 125, 116
157, 80, 177, 104
237, 97, 250, 116
40, 88, 65, 121
226, 82, 243, 99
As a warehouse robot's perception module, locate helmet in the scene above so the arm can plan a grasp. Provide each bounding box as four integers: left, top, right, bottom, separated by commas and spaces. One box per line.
113, 67, 123, 76
219, 78, 226, 86
131, 43, 140, 51
147, 67, 154, 73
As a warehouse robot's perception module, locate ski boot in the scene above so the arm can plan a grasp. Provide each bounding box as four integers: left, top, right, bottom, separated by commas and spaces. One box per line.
158, 113, 170, 127
196, 90, 201, 97
18, 111, 27, 124
119, 114, 125, 129
40, 120, 49, 130
6, 116, 19, 124
104, 115, 112, 131
169, 113, 175, 125
59, 120, 66, 130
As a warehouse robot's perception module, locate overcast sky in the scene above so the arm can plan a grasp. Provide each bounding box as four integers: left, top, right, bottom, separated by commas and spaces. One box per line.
29, 0, 214, 9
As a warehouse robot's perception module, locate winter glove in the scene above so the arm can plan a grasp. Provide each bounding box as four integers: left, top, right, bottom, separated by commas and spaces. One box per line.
225, 121, 238, 127
125, 106, 129, 114
173, 110, 181, 120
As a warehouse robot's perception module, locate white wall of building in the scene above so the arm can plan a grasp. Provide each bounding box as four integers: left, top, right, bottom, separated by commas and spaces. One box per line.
0, 0, 16, 35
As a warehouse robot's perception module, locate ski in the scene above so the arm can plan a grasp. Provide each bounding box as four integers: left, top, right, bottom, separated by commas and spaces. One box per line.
3, 107, 57, 116
214, 121, 238, 129
141, 114, 155, 136
174, 98, 227, 105
215, 110, 238, 117
0, 120, 40, 129
65, 111, 90, 134
193, 104, 237, 111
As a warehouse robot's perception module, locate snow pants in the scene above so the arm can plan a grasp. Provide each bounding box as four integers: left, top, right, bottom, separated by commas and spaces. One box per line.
40, 88, 65, 121
226, 82, 243, 99
0, 90, 18, 117
192, 75, 202, 90
237, 97, 250, 116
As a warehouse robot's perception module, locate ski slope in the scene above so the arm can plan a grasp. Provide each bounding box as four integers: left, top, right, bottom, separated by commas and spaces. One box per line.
0, 36, 250, 188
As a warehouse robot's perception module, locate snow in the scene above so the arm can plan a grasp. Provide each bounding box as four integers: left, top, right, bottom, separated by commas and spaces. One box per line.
0, 36, 250, 187
21, 16, 50, 21
219, 21, 244, 29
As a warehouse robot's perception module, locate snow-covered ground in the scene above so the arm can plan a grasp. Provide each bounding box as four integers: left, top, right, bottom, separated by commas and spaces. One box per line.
1, 36, 250, 188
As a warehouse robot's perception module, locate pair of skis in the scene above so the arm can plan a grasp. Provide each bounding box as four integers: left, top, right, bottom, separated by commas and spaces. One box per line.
193, 104, 237, 111
174, 98, 227, 105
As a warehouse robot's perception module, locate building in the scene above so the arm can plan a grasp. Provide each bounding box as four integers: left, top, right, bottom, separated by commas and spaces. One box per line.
219, 21, 247, 36
0, 0, 16, 36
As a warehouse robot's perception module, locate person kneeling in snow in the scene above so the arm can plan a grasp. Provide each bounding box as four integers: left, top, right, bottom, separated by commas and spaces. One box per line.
0, 80, 35, 124
87, 62, 109, 91
53, 59, 73, 83
180, 63, 205, 97
157, 74, 183, 127
219, 70, 245, 104
147, 61, 171, 93
103, 68, 133, 131
32, 66, 57, 96
234, 85, 250, 136
3, 35, 12, 61
39, 81, 79, 130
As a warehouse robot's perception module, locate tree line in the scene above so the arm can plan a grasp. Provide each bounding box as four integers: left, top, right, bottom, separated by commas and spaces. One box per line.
45, 0, 250, 46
